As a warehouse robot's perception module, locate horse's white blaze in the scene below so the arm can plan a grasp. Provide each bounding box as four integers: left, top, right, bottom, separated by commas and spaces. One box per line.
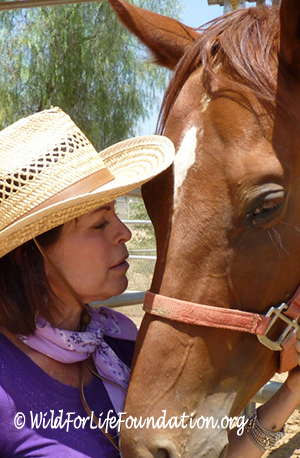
173, 126, 198, 205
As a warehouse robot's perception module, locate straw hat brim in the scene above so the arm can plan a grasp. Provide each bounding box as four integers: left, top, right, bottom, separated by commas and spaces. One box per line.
0, 135, 174, 257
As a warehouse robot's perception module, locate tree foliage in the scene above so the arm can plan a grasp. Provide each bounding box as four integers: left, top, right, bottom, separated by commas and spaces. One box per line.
0, 0, 181, 149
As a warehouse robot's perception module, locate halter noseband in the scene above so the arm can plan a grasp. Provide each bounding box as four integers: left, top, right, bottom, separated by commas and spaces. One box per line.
143, 290, 300, 373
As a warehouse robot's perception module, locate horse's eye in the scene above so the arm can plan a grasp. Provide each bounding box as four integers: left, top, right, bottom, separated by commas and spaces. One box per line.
246, 190, 285, 226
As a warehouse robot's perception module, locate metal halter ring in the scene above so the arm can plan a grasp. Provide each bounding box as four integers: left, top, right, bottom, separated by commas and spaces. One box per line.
257, 303, 300, 351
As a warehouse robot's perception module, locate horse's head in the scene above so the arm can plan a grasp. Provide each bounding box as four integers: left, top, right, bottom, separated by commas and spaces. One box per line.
108, 1, 300, 456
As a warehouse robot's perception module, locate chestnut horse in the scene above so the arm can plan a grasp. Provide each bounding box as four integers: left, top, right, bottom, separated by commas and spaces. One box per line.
108, 0, 300, 457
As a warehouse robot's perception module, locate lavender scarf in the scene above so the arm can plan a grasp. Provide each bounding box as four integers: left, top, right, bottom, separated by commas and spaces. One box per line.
18, 305, 138, 414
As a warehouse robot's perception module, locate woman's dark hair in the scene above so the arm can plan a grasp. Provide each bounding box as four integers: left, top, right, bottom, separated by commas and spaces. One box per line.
0, 225, 63, 335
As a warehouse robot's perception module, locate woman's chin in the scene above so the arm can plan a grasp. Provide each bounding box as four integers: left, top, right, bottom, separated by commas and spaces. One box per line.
114, 275, 128, 295
92, 277, 129, 303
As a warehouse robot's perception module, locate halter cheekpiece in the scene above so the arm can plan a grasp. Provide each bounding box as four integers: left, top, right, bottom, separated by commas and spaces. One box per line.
143, 289, 300, 373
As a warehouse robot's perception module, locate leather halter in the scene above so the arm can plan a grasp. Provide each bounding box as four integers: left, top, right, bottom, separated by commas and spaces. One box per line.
143, 289, 300, 373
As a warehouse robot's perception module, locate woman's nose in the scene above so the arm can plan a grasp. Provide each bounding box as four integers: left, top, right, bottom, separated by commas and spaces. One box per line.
116, 218, 132, 243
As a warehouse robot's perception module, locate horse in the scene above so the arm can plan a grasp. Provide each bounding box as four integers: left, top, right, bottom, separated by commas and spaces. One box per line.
108, 0, 300, 457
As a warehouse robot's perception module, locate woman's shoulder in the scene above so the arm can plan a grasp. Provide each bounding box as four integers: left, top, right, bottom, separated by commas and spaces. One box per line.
0, 332, 120, 457
0, 331, 78, 395
0, 331, 24, 370
0, 331, 42, 373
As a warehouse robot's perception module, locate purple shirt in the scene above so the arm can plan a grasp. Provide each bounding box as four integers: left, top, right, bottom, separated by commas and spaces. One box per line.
0, 332, 135, 457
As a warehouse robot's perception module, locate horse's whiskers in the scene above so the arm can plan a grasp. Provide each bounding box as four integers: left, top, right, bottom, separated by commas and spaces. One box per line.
280, 221, 300, 233
268, 227, 289, 256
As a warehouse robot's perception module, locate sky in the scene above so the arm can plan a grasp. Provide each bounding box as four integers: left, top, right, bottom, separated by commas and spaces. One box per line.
138, 0, 257, 135
181, 0, 222, 27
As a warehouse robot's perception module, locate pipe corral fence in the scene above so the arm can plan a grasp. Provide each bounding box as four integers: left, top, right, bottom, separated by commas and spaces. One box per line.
92, 189, 298, 417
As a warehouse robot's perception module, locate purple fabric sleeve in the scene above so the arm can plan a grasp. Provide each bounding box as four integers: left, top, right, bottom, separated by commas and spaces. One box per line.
0, 332, 135, 457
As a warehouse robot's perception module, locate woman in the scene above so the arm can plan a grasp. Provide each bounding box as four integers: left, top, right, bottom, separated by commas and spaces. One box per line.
0, 107, 174, 457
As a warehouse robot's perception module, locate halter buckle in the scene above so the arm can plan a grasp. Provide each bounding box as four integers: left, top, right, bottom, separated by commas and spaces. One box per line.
258, 303, 299, 351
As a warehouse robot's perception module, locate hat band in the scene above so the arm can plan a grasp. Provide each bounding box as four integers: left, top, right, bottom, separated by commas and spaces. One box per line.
12, 166, 115, 225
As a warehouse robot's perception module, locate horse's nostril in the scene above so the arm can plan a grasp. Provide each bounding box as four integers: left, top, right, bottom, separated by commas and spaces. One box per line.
155, 449, 170, 458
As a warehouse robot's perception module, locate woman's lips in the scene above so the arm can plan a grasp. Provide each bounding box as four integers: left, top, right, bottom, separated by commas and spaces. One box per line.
110, 256, 129, 271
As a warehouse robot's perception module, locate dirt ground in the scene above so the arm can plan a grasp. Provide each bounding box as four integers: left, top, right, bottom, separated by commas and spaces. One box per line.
114, 303, 300, 457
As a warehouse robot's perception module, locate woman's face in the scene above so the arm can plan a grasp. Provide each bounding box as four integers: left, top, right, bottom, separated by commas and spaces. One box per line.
44, 201, 132, 305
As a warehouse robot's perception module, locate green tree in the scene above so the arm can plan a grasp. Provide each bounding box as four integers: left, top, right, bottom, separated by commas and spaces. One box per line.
0, 0, 181, 149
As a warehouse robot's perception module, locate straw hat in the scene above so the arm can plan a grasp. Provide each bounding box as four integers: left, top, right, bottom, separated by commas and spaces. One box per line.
0, 107, 174, 258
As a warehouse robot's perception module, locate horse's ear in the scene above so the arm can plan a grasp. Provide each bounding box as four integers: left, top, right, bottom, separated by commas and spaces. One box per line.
279, 0, 300, 78
108, 0, 200, 70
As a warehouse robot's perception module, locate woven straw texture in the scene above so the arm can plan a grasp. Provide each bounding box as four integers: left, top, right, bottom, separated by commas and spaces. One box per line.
0, 107, 106, 232
0, 107, 175, 257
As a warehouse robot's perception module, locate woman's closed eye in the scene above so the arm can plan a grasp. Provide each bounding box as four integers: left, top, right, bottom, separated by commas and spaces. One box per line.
94, 219, 110, 230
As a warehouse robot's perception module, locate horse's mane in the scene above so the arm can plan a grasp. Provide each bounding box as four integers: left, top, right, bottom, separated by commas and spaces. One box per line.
157, 6, 280, 134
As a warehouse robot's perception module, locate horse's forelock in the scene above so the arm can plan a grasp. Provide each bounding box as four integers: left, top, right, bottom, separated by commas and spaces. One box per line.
157, 6, 280, 134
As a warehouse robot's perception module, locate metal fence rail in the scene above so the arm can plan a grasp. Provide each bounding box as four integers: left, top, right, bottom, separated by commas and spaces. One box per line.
123, 220, 152, 225
97, 291, 145, 308
129, 255, 156, 261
